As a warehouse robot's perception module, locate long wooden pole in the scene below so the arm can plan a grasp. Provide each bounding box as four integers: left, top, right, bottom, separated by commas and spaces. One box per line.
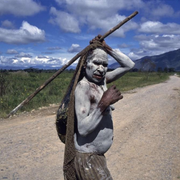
7, 11, 138, 117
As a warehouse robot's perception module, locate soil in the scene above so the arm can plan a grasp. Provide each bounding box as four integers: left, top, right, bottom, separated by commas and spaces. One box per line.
0, 75, 180, 180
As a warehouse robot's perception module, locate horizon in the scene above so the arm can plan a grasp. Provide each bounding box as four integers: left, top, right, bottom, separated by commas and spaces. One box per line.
1, 47, 179, 71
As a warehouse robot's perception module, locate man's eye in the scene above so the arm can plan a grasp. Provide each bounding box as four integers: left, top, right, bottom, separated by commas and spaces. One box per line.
94, 62, 100, 65
103, 64, 108, 67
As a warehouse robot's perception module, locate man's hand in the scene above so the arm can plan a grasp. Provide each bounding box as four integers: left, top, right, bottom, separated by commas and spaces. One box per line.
102, 85, 123, 105
90, 34, 112, 52
98, 85, 123, 112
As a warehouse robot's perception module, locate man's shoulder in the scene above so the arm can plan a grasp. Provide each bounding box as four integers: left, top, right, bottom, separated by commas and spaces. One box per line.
77, 77, 89, 87
75, 77, 90, 92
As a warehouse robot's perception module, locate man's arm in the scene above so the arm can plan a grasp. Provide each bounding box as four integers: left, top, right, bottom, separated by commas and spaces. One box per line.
90, 35, 135, 84
105, 49, 135, 83
75, 81, 104, 136
75, 82, 122, 136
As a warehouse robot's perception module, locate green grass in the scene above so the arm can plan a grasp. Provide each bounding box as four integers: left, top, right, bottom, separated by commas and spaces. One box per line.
0, 71, 73, 118
108, 72, 171, 92
0, 71, 175, 118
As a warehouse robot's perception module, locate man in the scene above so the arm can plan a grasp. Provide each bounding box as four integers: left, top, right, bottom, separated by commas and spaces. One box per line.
74, 35, 135, 179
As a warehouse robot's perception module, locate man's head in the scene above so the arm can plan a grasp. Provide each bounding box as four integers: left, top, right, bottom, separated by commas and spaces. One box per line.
85, 48, 108, 84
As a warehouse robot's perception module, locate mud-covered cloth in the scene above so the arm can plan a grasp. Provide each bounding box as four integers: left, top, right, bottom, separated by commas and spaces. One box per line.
74, 151, 113, 180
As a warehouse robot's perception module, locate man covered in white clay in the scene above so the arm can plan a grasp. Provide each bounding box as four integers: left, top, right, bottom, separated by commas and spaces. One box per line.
74, 35, 135, 180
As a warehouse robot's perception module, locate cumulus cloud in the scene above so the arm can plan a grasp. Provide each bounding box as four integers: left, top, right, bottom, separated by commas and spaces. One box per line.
37, 55, 49, 59
52, 0, 180, 37
68, 44, 81, 53
118, 43, 129, 48
0, 56, 16, 65
130, 34, 180, 59
129, 19, 180, 59
56, 0, 144, 15
128, 51, 142, 60
49, 7, 80, 33
15, 52, 32, 58
50, 0, 140, 36
0, 51, 75, 69
1, 20, 15, 29
0, 0, 45, 16
142, 1, 180, 19
151, 4, 174, 17
139, 21, 180, 34
0, 21, 45, 44
43, 52, 54, 54
47, 46, 61, 50
6, 49, 18, 54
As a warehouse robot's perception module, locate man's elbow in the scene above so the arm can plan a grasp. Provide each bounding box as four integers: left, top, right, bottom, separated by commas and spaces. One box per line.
127, 61, 135, 70
78, 129, 89, 137
78, 124, 90, 136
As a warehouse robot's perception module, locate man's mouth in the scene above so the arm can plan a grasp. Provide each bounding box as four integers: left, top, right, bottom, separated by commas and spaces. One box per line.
93, 74, 103, 79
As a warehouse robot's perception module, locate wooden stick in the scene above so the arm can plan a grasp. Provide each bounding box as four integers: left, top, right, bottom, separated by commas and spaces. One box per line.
7, 11, 138, 118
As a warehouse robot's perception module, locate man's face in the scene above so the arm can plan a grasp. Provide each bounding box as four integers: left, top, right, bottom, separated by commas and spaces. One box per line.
85, 49, 108, 84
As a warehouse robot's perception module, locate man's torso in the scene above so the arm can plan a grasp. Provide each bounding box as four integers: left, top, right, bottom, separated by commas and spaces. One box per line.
74, 77, 114, 154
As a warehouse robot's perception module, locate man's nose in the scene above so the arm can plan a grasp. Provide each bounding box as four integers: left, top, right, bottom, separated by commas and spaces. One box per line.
98, 65, 104, 72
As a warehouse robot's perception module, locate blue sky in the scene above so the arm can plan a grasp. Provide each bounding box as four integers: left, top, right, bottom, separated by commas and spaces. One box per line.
0, 0, 180, 69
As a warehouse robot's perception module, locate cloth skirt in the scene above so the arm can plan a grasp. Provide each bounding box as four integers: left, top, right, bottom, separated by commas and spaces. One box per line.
74, 151, 113, 180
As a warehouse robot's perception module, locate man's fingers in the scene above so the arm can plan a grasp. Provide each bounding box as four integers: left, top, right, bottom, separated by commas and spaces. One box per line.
98, 34, 102, 38
116, 88, 120, 94
110, 85, 121, 93
110, 85, 116, 89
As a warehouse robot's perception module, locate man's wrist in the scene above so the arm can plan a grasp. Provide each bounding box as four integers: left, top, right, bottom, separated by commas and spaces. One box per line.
98, 101, 109, 112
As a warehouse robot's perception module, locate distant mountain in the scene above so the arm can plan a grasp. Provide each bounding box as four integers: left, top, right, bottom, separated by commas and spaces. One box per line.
109, 48, 180, 71
0, 64, 76, 71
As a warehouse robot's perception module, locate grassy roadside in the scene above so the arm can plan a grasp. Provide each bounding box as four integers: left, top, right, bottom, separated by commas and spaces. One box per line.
0, 71, 177, 118
0, 71, 73, 118
107, 72, 173, 91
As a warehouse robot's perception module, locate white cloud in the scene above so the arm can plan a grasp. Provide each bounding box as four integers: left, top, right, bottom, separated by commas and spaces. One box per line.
1, 20, 15, 29
0, 56, 14, 64
15, 52, 32, 58
0, 0, 45, 16
0, 21, 45, 44
139, 21, 180, 34
118, 43, 129, 48
49, 7, 80, 33
50, 0, 140, 36
128, 51, 142, 60
143, 1, 180, 19
37, 55, 49, 59
89, 14, 138, 37
129, 19, 180, 59
68, 44, 81, 53
56, 0, 144, 14
6, 49, 18, 54
131, 34, 180, 59
0, 51, 76, 69
52, 0, 179, 37
47, 46, 61, 50
151, 4, 174, 17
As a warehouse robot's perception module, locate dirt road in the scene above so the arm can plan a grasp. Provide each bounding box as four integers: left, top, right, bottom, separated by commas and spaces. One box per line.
0, 75, 180, 180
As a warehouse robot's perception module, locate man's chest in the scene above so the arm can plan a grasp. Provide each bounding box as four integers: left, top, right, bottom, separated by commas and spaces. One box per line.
89, 83, 107, 107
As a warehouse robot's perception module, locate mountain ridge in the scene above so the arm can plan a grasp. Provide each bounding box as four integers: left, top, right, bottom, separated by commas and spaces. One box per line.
109, 48, 180, 71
